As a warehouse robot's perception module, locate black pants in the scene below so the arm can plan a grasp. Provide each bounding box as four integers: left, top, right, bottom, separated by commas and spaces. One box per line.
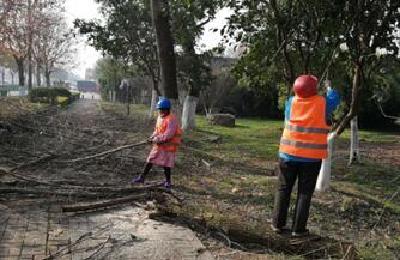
142, 163, 171, 182
272, 159, 321, 232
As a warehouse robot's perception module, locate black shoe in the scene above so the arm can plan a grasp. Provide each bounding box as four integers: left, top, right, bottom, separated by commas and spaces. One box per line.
291, 229, 309, 237
271, 224, 289, 234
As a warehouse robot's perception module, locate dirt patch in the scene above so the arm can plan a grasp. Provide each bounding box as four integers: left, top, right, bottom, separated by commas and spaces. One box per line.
335, 136, 400, 166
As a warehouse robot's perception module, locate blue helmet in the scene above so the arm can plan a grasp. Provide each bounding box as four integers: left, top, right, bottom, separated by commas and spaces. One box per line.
156, 97, 171, 109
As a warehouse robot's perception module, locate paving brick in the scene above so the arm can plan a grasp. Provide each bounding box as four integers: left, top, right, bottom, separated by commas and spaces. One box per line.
30, 254, 48, 260
0, 255, 20, 260
0, 245, 21, 256
21, 245, 45, 255
1, 231, 24, 242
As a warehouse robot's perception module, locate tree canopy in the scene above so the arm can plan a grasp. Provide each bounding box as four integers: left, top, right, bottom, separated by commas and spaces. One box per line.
225, 0, 400, 129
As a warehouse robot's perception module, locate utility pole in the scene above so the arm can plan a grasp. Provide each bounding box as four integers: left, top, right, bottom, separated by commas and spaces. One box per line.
28, 0, 33, 91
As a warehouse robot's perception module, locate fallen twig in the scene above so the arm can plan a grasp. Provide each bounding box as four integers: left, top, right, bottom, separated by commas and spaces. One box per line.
0, 184, 165, 199
82, 236, 111, 260
201, 159, 212, 170
299, 246, 328, 257
215, 231, 246, 250
216, 249, 240, 259
62, 193, 157, 212
342, 244, 357, 260
44, 223, 113, 259
0, 187, 99, 198
0, 154, 54, 176
0, 154, 56, 185
0, 167, 12, 175
373, 189, 400, 230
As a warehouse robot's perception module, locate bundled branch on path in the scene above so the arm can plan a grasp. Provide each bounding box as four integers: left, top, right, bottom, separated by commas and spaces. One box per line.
0, 176, 183, 212
0, 181, 166, 197
0, 154, 55, 179
61, 193, 156, 212
0, 141, 147, 184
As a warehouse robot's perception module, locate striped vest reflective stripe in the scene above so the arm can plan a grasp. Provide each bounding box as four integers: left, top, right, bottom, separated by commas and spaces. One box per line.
155, 114, 182, 152
279, 95, 329, 159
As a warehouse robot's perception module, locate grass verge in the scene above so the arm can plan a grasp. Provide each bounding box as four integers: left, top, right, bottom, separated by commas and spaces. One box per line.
104, 102, 400, 258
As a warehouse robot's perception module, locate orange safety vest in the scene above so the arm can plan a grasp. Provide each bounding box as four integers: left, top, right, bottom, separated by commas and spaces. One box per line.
279, 95, 330, 159
154, 114, 182, 152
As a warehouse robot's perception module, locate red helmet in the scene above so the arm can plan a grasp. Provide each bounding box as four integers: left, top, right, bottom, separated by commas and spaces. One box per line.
293, 75, 318, 98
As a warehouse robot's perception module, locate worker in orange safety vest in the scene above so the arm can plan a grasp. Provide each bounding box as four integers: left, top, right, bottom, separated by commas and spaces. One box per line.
132, 97, 182, 189
271, 75, 340, 237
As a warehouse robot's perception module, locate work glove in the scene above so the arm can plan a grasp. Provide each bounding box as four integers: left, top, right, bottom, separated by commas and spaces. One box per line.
325, 80, 332, 91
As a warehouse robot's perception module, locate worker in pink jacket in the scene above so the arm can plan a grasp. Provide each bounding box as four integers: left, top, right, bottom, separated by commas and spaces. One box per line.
132, 97, 182, 189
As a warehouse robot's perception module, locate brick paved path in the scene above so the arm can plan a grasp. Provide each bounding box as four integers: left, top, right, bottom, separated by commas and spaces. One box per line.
0, 100, 214, 260
0, 198, 213, 260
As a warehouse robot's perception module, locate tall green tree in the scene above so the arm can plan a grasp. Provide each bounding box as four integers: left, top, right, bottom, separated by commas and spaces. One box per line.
226, 0, 400, 168
95, 57, 125, 101
170, 0, 224, 129
75, 0, 161, 116
151, 0, 178, 101
227, 0, 344, 97
333, 0, 400, 134
226, 0, 400, 130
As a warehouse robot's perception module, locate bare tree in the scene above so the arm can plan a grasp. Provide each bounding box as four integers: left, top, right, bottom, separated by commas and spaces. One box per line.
0, 0, 29, 86
1, 0, 73, 87
40, 19, 76, 86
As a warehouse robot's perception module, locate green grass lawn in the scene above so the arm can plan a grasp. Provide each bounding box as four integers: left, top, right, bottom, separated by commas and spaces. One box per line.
340, 129, 399, 143
191, 115, 400, 208
104, 102, 400, 258
194, 116, 282, 161
183, 114, 400, 258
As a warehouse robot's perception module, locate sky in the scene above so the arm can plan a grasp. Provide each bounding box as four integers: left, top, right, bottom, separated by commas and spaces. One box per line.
65, 0, 103, 79
64, 0, 229, 79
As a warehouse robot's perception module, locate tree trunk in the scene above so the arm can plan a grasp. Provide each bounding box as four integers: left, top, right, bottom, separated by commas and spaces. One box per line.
45, 65, 50, 86
28, 56, 32, 89
151, 0, 178, 100
149, 89, 158, 119
182, 95, 198, 130
329, 62, 361, 175
334, 62, 362, 135
27, 0, 32, 91
16, 58, 25, 86
349, 116, 360, 164
36, 63, 41, 86
148, 77, 160, 118
317, 63, 362, 191
126, 85, 130, 115
1, 67, 5, 85
46, 72, 50, 87
170, 98, 182, 123
181, 36, 201, 130
316, 132, 336, 192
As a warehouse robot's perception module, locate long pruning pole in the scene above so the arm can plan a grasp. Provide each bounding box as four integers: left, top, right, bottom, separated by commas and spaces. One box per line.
317, 48, 338, 90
